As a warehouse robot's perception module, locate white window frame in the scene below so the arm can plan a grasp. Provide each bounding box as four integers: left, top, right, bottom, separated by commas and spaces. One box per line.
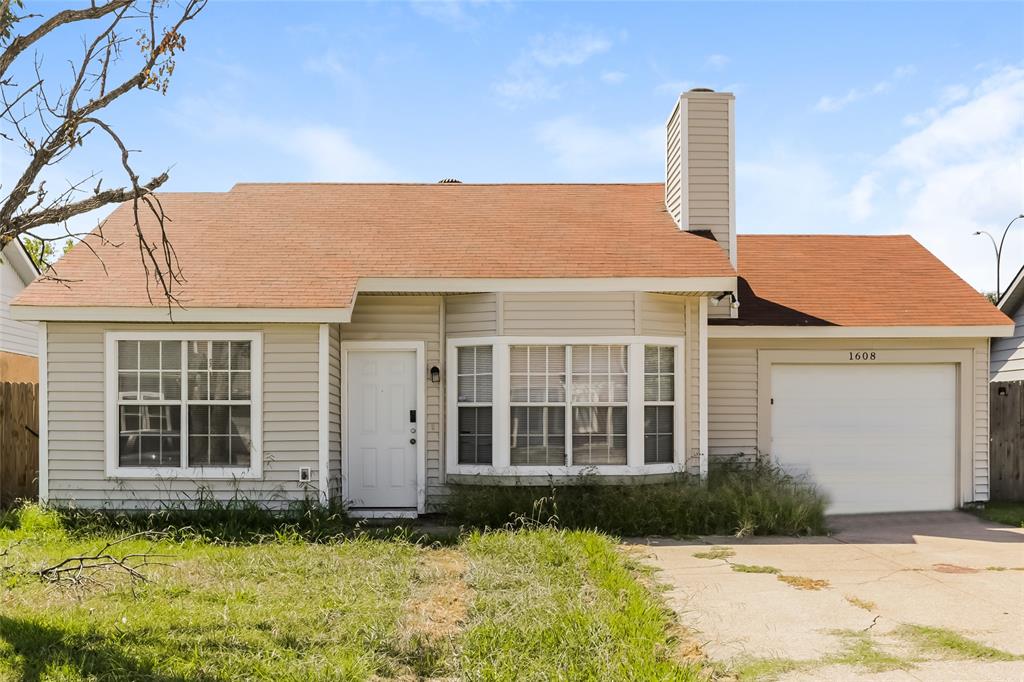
104, 330, 263, 480
446, 336, 685, 477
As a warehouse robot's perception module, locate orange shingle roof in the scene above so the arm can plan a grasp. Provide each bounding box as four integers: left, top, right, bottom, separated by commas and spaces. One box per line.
722, 234, 1011, 327
13, 183, 734, 310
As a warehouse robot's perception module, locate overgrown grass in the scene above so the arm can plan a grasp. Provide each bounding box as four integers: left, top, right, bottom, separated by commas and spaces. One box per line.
970, 502, 1024, 528
898, 625, 1021, 661
0, 494, 356, 544
0, 505, 704, 680
446, 464, 828, 537
460, 527, 701, 680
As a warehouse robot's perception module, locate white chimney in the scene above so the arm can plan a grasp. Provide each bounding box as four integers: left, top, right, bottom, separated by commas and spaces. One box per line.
665, 88, 736, 268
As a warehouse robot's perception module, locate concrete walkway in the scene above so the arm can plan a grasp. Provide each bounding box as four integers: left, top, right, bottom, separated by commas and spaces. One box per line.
635, 512, 1024, 680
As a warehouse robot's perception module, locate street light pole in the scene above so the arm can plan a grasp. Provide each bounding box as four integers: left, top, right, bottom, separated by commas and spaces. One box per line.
974, 214, 1024, 298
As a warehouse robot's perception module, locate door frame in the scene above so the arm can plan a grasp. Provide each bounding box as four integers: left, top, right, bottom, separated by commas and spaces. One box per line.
340, 340, 426, 513
757, 349, 973, 508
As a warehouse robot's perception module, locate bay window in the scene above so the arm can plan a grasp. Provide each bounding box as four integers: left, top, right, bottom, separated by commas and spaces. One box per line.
447, 336, 682, 474
106, 332, 262, 478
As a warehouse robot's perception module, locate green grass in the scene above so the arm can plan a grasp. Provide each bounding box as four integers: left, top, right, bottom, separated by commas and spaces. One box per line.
446, 463, 828, 537
0, 505, 702, 680
460, 528, 701, 680
730, 563, 780, 574
970, 502, 1024, 528
898, 625, 1021, 661
827, 631, 912, 673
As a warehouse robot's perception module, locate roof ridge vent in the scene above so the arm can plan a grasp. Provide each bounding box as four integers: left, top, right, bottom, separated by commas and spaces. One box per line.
437, 178, 462, 184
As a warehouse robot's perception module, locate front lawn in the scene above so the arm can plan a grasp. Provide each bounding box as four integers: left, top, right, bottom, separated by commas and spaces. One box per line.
971, 502, 1024, 528
0, 506, 701, 680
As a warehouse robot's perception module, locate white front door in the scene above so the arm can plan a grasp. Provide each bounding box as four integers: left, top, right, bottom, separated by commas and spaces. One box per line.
771, 364, 957, 515
346, 350, 418, 509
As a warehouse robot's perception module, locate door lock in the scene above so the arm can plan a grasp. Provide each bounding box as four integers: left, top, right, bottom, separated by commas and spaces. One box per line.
410, 438, 417, 445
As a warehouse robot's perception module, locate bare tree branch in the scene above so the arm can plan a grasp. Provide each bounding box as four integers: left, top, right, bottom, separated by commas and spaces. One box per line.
0, 0, 207, 307
0, 0, 132, 82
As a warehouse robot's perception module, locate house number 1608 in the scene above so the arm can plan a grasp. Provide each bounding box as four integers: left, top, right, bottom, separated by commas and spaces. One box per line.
849, 352, 877, 361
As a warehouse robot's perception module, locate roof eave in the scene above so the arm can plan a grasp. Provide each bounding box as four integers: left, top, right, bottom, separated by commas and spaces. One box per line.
709, 324, 1015, 339
10, 305, 353, 324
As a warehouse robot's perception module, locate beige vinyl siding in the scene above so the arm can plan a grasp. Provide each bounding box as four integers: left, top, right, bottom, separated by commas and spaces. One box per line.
340, 296, 445, 508
0, 257, 37, 357
445, 294, 498, 337
707, 345, 757, 466
45, 322, 320, 509
707, 337, 991, 501
665, 100, 684, 227
686, 96, 732, 263
990, 303, 1024, 382
327, 323, 342, 497
502, 293, 637, 336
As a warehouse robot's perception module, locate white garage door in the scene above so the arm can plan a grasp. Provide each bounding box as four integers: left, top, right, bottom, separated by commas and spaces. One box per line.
771, 364, 957, 514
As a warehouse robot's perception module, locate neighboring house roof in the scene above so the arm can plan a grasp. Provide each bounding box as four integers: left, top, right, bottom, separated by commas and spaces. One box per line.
11, 183, 735, 312
997, 263, 1024, 317
1, 237, 41, 286
714, 234, 1012, 327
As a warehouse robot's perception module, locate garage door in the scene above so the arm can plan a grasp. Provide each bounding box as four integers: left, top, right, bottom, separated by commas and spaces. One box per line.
770, 364, 957, 514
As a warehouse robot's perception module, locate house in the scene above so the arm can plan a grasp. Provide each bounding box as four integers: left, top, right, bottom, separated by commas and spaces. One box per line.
992, 264, 1024, 382
10, 90, 1015, 516
0, 238, 40, 383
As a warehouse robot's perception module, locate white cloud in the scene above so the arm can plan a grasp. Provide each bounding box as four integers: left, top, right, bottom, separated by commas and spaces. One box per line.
843, 65, 1024, 290
408, 0, 493, 29
656, 80, 693, 95
846, 172, 878, 222
172, 97, 393, 181
495, 30, 611, 106
529, 32, 610, 67
815, 65, 916, 112
601, 70, 626, 85
705, 54, 730, 69
536, 116, 661, 180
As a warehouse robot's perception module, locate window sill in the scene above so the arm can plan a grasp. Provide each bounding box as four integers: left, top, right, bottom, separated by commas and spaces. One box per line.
106, 466, 262, 481
448, 463, 685, 478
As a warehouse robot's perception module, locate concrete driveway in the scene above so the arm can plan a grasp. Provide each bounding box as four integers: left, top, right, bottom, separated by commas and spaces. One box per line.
637, 512, 1024, 681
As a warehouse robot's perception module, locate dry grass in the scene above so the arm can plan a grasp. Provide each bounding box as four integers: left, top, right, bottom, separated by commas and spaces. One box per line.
844, 596, 877, 611
777, 574, 829, 590
392, 549, 470, 678
693, 546, 735, 560
731, 563, 781, 574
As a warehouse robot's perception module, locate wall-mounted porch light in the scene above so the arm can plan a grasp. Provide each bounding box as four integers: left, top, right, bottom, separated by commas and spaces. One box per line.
430, 365, 441, 383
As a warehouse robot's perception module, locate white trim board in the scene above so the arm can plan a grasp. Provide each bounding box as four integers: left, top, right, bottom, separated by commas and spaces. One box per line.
709, 325, 1013, 339
103, 330, 264, 480
317, 324, 330, 505
37, 322, 48, 504
358, 276, 737, 294
339, 340, 427, 514
12, 306, 353, 323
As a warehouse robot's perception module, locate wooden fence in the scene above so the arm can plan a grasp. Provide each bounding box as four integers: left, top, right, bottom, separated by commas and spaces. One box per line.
0, 382, 38, 506
990, 381, 1024, 502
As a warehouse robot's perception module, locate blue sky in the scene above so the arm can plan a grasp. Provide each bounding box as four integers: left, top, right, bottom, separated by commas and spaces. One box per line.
8, 1, 1024, 292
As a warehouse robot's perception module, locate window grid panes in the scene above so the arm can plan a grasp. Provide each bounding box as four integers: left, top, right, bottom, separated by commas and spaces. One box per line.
644, 345, 675, 464
571, 345, 628, 466
457, 346, 493, 465
510, 345, 567, 465
116, 339, 254, 470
